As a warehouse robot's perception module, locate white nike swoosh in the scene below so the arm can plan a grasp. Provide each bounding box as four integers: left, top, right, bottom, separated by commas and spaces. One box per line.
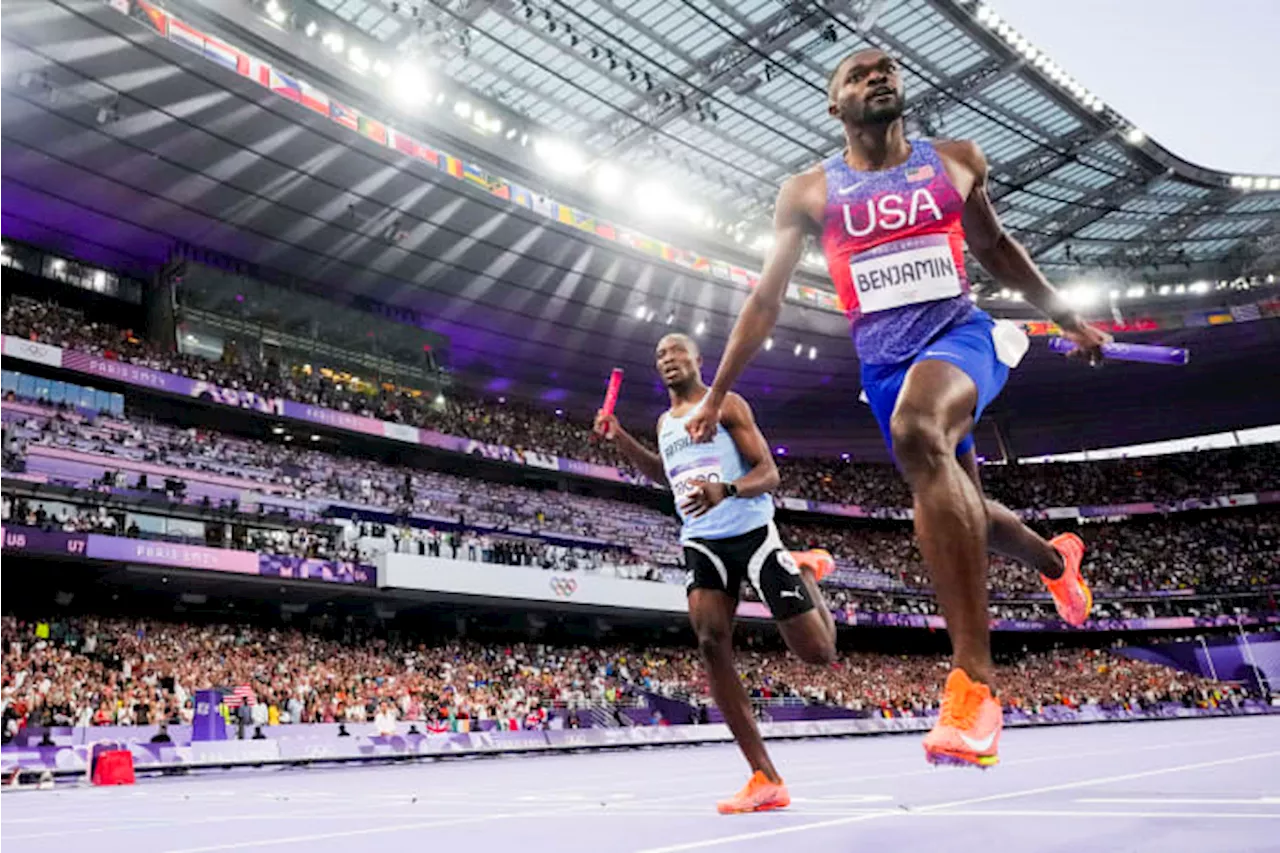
959, 729, 997, 751
836, 182, 866, 196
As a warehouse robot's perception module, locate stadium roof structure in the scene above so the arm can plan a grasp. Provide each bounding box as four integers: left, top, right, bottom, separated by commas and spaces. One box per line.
2, 0, 1278, 457
301, 0, 1280, 279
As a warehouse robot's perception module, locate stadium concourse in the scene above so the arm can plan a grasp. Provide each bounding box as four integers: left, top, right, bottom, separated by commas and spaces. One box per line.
3, 0, 1280, 849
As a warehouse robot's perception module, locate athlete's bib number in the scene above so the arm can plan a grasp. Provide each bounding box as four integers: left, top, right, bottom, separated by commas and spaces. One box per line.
849, 236, 962, 314
670, 457, 724, 501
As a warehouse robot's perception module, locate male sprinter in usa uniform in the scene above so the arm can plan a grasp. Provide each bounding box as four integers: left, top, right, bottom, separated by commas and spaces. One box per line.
595, 332, 837, 813
686, 49, 1107, 769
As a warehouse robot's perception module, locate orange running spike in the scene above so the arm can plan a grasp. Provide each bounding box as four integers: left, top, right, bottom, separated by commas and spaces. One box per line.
716, 770, 791, 814
922, 669, 1002, 769
1043, 532, 1093, 628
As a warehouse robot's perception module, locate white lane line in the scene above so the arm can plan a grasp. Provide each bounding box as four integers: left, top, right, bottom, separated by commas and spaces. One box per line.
631, 749, 1280, 853
1077, 797, 1280, 805
915, 809, 1280, 820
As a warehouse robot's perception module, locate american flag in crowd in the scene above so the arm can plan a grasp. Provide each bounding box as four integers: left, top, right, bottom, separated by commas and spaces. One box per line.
222, 684, 257, 708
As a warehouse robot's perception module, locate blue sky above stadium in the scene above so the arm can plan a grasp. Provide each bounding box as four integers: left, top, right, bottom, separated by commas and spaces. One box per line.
994, 0, 1280, 174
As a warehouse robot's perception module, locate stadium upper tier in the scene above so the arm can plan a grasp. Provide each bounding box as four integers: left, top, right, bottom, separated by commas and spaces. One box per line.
0, 612, 1240, 735
5, 297, 1280, 510
4, 401, 1276, 605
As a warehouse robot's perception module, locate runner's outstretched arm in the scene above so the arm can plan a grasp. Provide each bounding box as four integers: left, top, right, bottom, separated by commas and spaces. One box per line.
947, 140, 1111, 361
686, 179, 811, 443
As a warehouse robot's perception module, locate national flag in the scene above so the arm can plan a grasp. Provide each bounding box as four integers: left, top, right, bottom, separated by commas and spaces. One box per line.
593, 222, 616, 240
203, 37, 248, 76
391, 130, 422, 158
556, 205, 575, 226
299, 80, 329, 115
1230, 303, 1261, 322
223, 684, 257, 708
729, 267, 750, 286
1207, 312, 1233, 325
441, 155, 463, 178
487, 180, 511, 202
417, 144, 440, 168
358, 115, 388, 145
462, 162, 491, 190
509, 184, 533, 209
709, 261, 730, 281
245, 56, 271, 88
688, 254, 710, 273
167, 17, 205, 54
133, 0, 168, 36
269, 68, 302, 102
531, 194, 556, 219
905, 164, 935, 183
329, 100, 359, 131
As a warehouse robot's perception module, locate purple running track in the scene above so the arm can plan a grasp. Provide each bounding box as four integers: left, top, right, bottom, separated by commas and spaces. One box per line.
2, 715, 1277, 853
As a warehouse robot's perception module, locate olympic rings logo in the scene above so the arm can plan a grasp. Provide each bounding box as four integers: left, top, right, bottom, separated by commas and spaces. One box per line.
549, 577, 579, 598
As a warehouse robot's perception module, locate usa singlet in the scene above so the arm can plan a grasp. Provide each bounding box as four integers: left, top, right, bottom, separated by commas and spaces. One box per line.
659, 398, 774, 543
820, 140, 975, 365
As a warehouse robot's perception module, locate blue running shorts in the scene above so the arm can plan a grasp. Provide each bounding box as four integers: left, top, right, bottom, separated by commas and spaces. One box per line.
860, 310, 1010, 461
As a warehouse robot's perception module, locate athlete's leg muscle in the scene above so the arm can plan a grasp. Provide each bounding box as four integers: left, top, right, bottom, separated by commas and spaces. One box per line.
688, 589, 780, 782
890, 359, 993, 686
775, 565, 836, 665
958, 450, 1064, 579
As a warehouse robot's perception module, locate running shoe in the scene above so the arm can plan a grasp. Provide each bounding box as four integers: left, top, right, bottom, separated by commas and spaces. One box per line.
1043, 532, 1092, 627
922, 668, 1002, 769
791, 548, 835, 583
716, 770, 791, 814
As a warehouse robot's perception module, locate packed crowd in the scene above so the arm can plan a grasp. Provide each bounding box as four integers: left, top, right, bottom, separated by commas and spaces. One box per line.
6, 297, 1279, 510
5, 405, 1278, 604
1, 613, 1241, 737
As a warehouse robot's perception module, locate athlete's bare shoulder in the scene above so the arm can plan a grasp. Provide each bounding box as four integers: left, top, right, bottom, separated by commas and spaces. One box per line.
777, 166, 826, 231
930, 138, 988, 198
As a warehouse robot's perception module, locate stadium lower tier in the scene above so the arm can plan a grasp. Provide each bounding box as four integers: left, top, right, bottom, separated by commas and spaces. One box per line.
1, 610, 1261, 741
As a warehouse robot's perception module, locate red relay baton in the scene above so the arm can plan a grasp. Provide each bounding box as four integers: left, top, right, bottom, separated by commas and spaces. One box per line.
601, 368, 624, 416
594, 368, 624, 438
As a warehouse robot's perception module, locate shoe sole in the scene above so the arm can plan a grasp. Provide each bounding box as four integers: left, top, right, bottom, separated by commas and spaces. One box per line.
717, 799, 791, 814
924, 746, 999, 769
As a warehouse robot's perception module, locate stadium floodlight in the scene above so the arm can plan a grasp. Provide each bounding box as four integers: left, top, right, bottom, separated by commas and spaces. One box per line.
505, 127, 518, 140
751, 234, 774, 252
389, 63, 430, 108
1023, 46, 1039, 61
348, 47, 370, 72
303, 20, 318, 37
995, 22, 1010, 38
454, 100, 472, 119
1126, 285, 1145, 298
1125, 127, 1146, 145
975, 5, 992, 24
635, 304, 647, 319
808, 346, 817, 361
373, 60, 391, 78
321, 32, 344, 53
636, 181, 674, 216
1175, 284, 1187, 294
534, 137, 587, 175
593, 162, 625, 197
695, 321, 707, 336
1158, 285, 1171, 295
1066, 285, 1099, 307
1229, 175, 1246, 189
764, 337, 774, 351
265, 0, 287, 25
1268, 177, 1280, 191
1189, 281, 1210, 294
793, 343, 803, 356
